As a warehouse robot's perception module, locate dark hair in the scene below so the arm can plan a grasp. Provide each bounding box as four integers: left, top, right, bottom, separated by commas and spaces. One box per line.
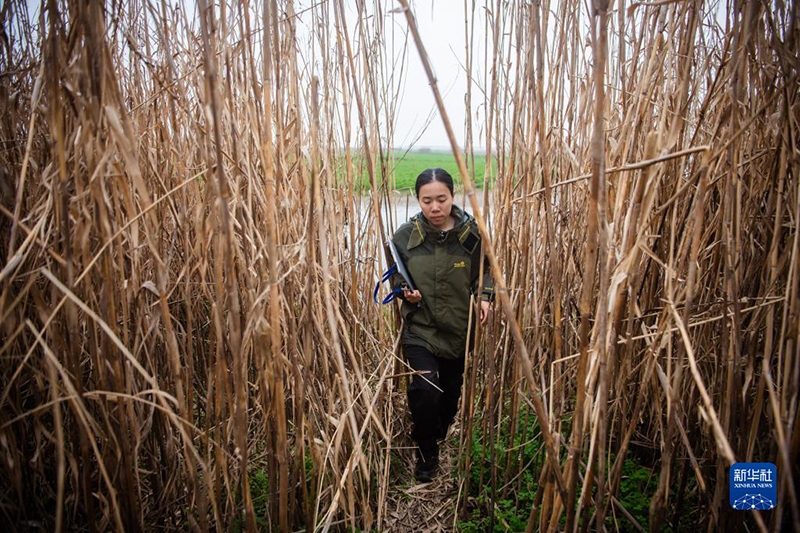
415, 168, 454, 198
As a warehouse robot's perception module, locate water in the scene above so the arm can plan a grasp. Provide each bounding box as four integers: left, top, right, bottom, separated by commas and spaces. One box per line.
357, 191, 494, 230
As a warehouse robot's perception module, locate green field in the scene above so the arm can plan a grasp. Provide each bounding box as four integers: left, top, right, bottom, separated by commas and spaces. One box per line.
338, 150, 497, 193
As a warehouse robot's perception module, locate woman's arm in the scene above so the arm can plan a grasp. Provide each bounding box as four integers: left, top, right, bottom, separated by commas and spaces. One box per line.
471, 239, 494, 325
479, 252, 495, 302
471, 242, 495, 303
388, 233, 422, 303
388, 243, 409, 302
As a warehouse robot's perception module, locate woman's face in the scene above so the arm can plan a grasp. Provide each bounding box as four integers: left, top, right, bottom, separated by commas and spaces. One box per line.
418, 180, 453, 229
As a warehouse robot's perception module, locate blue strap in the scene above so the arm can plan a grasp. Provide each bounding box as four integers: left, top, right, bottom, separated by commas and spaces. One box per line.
373, 264, 404, 304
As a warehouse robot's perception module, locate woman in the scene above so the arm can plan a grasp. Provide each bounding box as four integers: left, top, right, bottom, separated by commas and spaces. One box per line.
389, 167, 495, 482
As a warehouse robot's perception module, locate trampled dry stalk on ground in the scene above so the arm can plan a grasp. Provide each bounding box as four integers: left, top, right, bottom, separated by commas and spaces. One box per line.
0, 0, 797, 531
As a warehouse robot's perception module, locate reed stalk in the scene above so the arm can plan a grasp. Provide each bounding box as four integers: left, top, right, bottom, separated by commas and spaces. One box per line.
0, 0, 796, 530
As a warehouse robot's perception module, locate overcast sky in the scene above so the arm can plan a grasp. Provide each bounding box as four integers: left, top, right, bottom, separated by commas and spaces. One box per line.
21, 0, 495, 150
22, 0, 734, 152
328, 0, 492, 151
378, 1, 480, 150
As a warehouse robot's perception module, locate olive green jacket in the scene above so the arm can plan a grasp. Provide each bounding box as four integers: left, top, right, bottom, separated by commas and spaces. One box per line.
390, 203, 495, 359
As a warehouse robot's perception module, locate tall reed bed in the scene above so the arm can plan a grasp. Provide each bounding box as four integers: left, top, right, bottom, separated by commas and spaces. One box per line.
449, 0, 799, 531
1, 0, 406, 530
0, 0, 797, 531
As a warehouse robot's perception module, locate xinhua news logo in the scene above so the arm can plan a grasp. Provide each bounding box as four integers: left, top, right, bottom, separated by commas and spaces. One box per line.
729, 462, 777, 510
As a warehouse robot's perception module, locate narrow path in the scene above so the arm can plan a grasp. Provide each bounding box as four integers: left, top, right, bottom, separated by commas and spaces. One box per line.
384, 443, 463, 531
383, 391, 465, 532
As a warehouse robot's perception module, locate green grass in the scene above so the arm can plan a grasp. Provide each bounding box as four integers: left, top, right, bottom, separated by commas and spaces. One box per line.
336, 150, 498, 192
457, 404, 544, 532
456, 404, 703, 532
249, 469, 270, 528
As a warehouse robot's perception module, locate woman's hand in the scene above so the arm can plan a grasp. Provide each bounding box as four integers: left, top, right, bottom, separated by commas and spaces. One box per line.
480, 300, 491, 325
403, 288, 422, 304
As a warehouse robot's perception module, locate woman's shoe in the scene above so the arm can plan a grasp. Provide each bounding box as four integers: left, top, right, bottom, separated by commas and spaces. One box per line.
414, 454, 439, 482
437, 423, 451, 443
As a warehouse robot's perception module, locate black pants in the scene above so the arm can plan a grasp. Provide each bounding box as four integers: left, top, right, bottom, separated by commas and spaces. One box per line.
404, 344, 465, 462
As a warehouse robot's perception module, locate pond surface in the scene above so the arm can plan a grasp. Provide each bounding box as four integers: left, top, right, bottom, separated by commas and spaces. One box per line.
357, 191, 495, 230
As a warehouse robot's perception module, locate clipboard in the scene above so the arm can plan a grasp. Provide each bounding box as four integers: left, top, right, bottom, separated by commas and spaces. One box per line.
384, 240, 416, 291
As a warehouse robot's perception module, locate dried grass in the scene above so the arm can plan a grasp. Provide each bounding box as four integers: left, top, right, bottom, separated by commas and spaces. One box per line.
0, 0, 797, 531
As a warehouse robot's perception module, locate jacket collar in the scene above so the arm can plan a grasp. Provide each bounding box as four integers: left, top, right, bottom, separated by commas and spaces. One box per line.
407, 203, 470, 250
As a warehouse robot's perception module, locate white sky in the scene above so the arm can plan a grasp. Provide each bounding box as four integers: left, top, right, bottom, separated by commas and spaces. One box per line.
379, 0, 479, 150
19, 0, 496, 151
309, 0, 492, 151
19, 0, 734, 152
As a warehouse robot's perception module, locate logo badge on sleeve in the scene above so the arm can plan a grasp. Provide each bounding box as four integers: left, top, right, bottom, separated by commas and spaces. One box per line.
729, 463, 777, 510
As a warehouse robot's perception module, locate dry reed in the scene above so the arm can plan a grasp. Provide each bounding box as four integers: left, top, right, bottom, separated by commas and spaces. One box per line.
0, 0, 798, 531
